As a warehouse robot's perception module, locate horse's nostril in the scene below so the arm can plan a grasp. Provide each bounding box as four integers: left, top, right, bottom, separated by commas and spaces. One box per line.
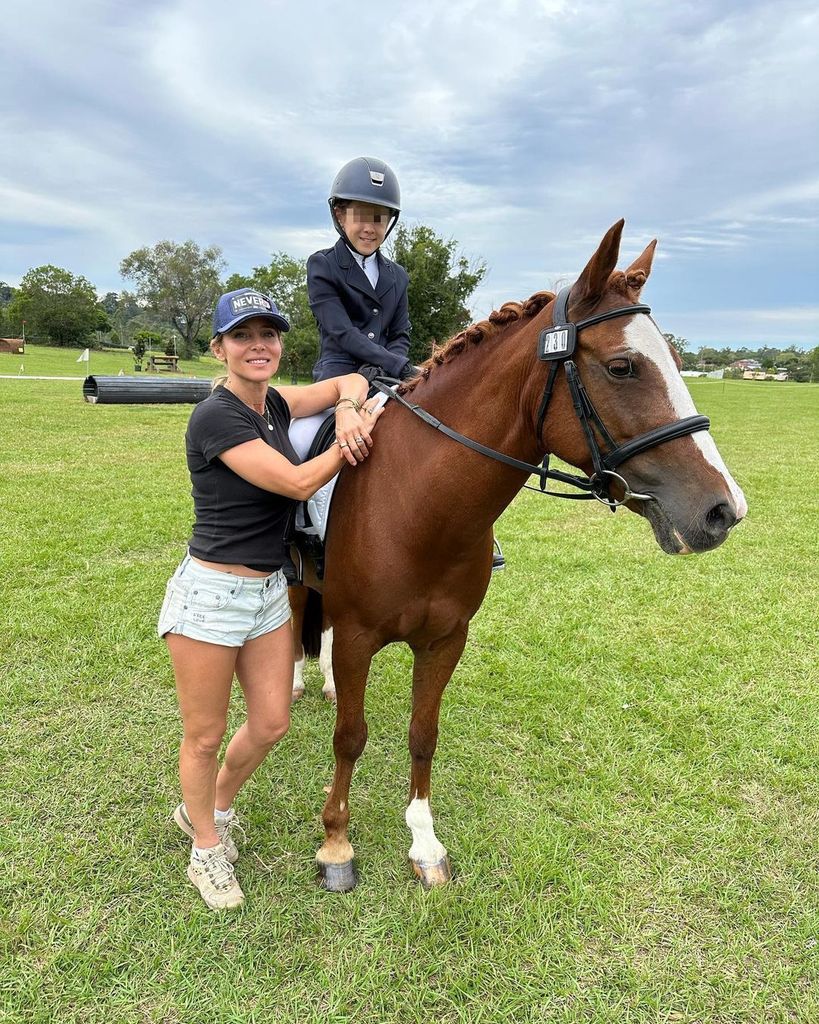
705, 501, 737, 534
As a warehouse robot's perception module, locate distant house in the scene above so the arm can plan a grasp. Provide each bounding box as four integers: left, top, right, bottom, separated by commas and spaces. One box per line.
730, 359, 762, 370
0, 338, 24, 354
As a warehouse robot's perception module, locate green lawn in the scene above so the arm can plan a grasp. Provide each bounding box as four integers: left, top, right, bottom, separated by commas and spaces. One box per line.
1, 378, 817, 1023
0, 344, 311, 383
0, 343, 220, 380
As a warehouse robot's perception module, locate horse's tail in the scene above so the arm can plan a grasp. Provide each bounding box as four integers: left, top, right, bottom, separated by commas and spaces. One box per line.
302, 587, 323, 658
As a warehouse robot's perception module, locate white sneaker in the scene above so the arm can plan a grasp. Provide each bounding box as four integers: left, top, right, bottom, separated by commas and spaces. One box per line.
187, 844, 244, 910
173, 803, 240, 864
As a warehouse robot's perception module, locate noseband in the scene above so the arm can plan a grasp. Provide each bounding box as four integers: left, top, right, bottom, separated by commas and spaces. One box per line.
373, 284, 710, 510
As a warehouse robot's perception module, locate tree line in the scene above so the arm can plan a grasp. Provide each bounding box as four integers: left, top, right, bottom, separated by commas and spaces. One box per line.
0, 225, 486, 376
1, 236, 816, 381
663, 335, 818, 382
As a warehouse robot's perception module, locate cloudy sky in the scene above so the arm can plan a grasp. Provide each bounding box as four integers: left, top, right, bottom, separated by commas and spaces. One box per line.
1, 0, 817, 348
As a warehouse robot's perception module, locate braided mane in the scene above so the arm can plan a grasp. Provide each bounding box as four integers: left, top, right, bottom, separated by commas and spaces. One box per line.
398, 289, 555, 395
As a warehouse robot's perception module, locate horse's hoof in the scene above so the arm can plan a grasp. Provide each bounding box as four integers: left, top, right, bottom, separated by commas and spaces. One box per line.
323, 688, 336, 704
317, 859, 358, 892
410, 856, 452, 888
291, 687, 305, 704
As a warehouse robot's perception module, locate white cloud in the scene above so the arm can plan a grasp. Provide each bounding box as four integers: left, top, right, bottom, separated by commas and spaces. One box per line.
658, 306, 819, 347
0, 0, 816, 350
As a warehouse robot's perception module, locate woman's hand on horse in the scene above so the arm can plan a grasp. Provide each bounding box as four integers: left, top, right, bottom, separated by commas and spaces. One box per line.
335, 401, 383, 465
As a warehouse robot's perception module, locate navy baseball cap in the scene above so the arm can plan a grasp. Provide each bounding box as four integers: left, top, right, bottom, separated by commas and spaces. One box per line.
213, 288, 290, 336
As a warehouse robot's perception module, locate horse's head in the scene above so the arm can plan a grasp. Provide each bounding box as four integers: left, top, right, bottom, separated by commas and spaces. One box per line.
537, 219, 747, 554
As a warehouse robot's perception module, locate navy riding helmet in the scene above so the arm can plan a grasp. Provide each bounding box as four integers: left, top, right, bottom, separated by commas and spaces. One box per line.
328, 156, 401, 243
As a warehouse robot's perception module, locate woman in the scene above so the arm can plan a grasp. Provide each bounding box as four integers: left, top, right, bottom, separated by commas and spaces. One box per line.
158, 286, 381, 910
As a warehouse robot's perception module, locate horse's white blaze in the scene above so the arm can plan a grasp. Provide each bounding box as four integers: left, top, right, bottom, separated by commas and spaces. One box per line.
623, 317, 747, 517
319, 627, 335, 694
405, 797, 447, 865
292, 653, 305, 693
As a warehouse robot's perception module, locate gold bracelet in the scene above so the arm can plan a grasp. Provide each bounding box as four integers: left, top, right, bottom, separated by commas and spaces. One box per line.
335, 396, 361, 412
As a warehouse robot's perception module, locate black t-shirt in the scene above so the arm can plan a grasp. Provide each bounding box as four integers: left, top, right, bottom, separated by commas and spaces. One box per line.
185, 386, 300, 572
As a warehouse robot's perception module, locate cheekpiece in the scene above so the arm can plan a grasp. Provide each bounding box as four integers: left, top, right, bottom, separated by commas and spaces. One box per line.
537, 286, 576, 361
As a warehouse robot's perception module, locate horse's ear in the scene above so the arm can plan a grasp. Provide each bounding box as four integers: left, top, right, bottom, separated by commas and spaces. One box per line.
572, 219, 624, 309
624, 239, 657, 296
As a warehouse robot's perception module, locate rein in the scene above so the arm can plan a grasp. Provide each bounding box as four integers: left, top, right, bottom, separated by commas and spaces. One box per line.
372, 285, 710, 511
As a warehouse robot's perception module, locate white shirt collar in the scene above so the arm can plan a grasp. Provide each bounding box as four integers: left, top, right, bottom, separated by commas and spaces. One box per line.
346, 245, 379, 288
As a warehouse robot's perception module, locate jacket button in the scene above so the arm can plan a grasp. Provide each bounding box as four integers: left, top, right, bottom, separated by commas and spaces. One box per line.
372, 308, 379, 314
367, 332, 375, 339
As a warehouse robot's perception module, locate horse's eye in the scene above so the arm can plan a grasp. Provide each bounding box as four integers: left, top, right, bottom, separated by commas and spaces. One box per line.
608, 358, 633, 378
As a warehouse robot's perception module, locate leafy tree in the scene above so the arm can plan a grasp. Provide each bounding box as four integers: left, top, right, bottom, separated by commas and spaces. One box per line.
387, 224, 487, 364
115, 292, 143, 323
131, 335, 148, 367
95, 306, 112, 334
133, 329, 163, 351
7, 265, 98, 346
810, 347, 819, 383
107, 294, 158, 349
225, 253, 317, 380
663, 333, 687, 357
99, 291, 120, 317
120, 240, 225, 358
0, 283, 15, 337
774, 348, 804, 369
697, 346, 731, 368
757, 347, 781, 369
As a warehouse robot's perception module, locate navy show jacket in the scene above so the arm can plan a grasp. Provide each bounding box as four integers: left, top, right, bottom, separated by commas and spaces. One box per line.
307, 238, 411, 381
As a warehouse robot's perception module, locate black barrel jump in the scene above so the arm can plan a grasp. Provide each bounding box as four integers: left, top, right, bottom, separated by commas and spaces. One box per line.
83, 375, 212, 404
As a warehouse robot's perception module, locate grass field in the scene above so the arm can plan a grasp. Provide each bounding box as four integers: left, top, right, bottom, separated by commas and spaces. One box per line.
0, 344, 221, 380
0, 344, 312, 384
1, 377, 818, 1023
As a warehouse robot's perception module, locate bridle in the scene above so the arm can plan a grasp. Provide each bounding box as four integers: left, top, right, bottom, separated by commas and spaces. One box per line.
372, 284, 710, 510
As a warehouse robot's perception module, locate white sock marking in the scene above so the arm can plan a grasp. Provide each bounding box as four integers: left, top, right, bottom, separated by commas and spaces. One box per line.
405, 797, 447, 865
319, 627, 335, 694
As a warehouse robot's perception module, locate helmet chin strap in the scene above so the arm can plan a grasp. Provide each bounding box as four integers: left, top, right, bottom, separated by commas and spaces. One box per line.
341, 231, 379, 260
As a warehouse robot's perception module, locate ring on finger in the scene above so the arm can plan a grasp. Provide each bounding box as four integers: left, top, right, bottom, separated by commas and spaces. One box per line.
354, 436, 364, 443
338, 442, 349, 449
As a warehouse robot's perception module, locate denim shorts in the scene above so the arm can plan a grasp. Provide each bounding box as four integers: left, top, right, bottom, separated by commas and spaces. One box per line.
157, 553, 291, 647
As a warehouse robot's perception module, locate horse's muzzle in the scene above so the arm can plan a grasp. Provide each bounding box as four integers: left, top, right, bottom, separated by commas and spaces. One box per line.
643, 494, 744, 555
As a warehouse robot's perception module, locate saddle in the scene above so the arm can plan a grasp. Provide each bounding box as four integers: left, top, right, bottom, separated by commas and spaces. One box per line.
286, 383, 393, 583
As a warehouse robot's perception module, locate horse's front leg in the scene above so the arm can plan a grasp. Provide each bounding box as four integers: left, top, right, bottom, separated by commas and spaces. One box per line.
406, 626, 468, 888
316, 627, 376, 892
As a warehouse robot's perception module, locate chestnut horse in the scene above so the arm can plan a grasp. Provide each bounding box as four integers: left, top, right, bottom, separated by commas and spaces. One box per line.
297, 221, 746, 891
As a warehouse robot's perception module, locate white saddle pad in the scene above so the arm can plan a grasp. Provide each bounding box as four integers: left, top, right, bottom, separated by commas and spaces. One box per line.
287, 392, 389, 541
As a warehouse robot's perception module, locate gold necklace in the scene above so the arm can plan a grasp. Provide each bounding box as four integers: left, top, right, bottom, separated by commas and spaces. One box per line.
226, 381, 273, 430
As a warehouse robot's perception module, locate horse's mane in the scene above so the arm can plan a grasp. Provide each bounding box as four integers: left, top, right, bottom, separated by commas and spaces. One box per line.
398, 289, 556, 395
397, 269, 647, 394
